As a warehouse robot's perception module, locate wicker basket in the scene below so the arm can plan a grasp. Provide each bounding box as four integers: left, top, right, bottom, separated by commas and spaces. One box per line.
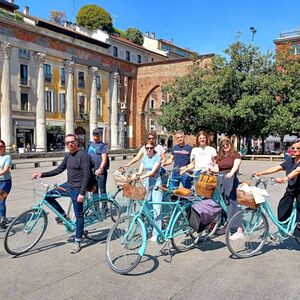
123, 184, 146, 201
195, 174, 217, 198
236, 189, 259, 209
114, 170, 131, 186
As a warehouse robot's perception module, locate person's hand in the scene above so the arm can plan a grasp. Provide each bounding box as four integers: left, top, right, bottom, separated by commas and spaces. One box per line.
252, 171, 259, 177
77, 194, 84, 203
275, 177, 287, 184
95, 168, 103, 176
226, 172, 233, 178
180, 166, 187, 175
131, 173, 139, 181
32, 172, 42, 179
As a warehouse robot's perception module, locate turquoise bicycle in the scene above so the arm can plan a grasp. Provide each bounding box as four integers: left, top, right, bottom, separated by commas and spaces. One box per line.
105, 186, 198, 274
4, 179, 120, 256
225, 175, 300, 258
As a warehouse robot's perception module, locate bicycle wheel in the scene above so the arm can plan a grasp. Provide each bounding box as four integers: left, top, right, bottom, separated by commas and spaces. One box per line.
4, 208, 48, 256
112, 188, 128, 215
84, 199, 120, 241
171, 209, 196, 252
225, 210, 269, 258
106, 215, 145, 274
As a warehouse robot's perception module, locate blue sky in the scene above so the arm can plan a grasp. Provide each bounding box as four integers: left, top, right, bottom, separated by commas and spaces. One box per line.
15, 0, 300, 55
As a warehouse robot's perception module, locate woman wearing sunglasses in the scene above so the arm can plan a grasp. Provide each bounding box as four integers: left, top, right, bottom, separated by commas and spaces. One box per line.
255, 138, 300, 237
209, 138, 243, 240
132, 139, 162, 242
0, 140, 12, 230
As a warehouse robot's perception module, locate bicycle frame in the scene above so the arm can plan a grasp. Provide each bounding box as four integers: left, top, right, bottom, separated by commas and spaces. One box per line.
122, 197, 192, 256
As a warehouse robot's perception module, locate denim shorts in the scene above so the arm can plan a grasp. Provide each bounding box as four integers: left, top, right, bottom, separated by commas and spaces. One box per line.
0, 179, 12, 194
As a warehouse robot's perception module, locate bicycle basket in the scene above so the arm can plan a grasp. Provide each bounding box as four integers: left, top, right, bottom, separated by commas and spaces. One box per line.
195, 174, 217, 198
114, 170, 131, 186
236, 186, 259, 209
123, 183, 146, 201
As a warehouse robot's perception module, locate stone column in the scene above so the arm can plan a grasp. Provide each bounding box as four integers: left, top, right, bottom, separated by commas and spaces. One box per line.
64, 60, 75, 135
34, 52, 46, 152
0, 42, 12, 151
110, 72, 119, 150
89, 66, 98, 140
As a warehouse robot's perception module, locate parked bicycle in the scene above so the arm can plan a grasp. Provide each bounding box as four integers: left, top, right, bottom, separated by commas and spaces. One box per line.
225, 175, 300, 258
105, 185, 199, 275
4, 178, 120, 256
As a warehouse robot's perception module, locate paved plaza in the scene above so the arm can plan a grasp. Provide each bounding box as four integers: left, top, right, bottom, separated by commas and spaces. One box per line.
0, 159, 299, 300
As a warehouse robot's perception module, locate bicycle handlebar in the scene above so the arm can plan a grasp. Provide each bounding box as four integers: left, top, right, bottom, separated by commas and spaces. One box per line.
34, 177, 58, 190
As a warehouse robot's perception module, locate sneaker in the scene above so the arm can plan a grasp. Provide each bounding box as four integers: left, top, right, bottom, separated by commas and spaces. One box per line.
70, 242, 81, 254
229, 231, 245, 241
150, 235, 157, 242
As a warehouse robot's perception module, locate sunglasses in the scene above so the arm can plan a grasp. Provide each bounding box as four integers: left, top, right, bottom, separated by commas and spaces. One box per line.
290, 147, 300, 151
65, 141, 76, 146
146, 147, 154, 150
222, 142, 231, 148
148, 137, 155, 140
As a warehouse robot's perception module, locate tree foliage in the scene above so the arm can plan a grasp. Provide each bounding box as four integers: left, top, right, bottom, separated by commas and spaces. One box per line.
124, 27, 144, 46
158, 40, 300, 149
76, 4, 113, 32
49, 10, 66, 25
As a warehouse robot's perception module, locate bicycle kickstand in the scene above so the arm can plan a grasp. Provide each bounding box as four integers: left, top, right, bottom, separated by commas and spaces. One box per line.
159, 240, 173, 263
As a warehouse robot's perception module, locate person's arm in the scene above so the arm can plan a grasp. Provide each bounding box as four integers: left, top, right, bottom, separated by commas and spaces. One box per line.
132, 163, 145, 180
276, 166, 300, 184
180, 159, 195, 174
140, 162, 161, 180
226, 158, 242, 178
162, 154, 174, 167
95, 153, 108, 176
0, 165, 10, 176
79, 153, 91, 196
161, 152, 167, 164
123, 148, 144, 167
208, 163, 219, 174
32, 156, 67, 179
253, 165, 283, 176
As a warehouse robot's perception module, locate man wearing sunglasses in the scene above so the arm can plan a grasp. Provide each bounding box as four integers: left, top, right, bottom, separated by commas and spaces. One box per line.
32, 134, 91, 254
123, 131, 166, 168
254, 138, 300, 237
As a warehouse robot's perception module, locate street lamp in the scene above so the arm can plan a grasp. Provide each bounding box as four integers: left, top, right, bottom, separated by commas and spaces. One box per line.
250, 26, 257, 42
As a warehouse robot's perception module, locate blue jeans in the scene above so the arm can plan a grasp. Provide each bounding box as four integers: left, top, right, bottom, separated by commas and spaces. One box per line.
96, 170, 108, 200
169, 172, 192, 190
45, 182, 83, 242
145, 177, 162, 237
0, 179, 12, 219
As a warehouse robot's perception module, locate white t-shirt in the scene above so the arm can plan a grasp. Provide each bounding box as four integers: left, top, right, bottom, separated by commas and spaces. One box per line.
140, 144, 165, 157
190, 146, 217, 171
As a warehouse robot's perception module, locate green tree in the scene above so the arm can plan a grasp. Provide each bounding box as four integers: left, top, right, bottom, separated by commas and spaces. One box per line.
124, 27, 144, 46
76, 4, 113, 32
114, 28, 126, 39
159, 41, 276, 144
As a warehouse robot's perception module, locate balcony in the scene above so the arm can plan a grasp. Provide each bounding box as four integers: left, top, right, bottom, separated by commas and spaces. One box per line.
279, 30, 300, 38
19, 78, 28, 86
44, 75, 52, 83
78, 81, 85, 89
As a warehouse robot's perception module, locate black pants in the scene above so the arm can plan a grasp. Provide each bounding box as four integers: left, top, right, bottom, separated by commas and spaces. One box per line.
278, 189, 300, 237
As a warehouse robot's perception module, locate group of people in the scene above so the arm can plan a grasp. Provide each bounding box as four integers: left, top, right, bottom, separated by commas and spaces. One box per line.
125, 130, 300, 242
0, 129, 299, 254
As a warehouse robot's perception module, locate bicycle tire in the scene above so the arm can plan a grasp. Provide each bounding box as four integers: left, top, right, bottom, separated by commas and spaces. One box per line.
4, 208, 48, 256
83, 199, 120, 241
171, 209, 196, 252
225, 210, 269, 258
106, 215, 144, 274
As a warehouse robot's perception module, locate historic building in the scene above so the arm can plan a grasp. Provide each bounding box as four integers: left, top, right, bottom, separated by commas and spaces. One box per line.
0, 1, 213, 151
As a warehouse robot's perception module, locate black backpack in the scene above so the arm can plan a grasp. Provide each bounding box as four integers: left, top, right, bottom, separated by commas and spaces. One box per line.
66, 150, 97, 192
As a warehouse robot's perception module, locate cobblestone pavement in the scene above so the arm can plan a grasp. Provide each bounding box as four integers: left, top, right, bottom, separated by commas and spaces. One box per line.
0, 159, 299, 300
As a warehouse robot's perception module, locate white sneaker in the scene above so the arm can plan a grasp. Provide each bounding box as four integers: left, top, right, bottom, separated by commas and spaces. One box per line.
230, 231, 244, 241
150, 235, 157, 242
